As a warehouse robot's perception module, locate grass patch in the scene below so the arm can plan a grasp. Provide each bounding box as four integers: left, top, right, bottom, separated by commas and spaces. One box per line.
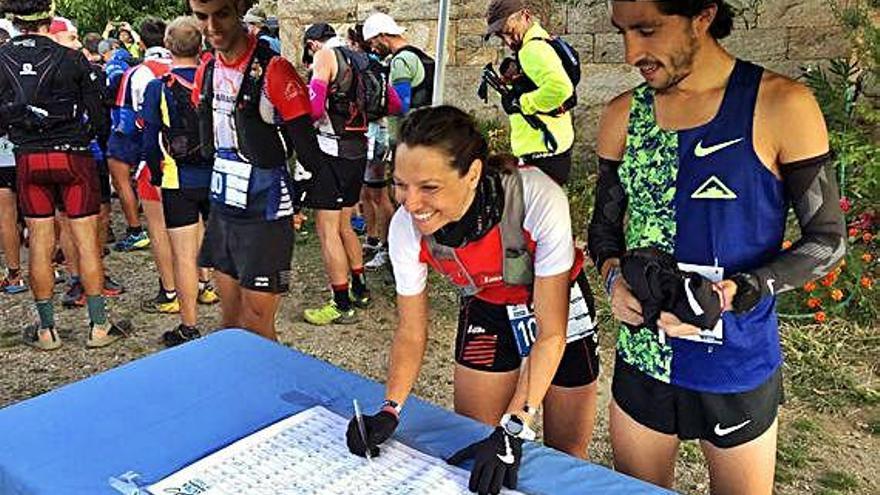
868, 417, 880, 436
776, 424, 819, 485
818, 470, 859, 492
780, 320, 879, 412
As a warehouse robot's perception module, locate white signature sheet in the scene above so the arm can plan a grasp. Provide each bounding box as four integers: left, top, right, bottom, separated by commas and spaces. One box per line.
148, 406, 524, 495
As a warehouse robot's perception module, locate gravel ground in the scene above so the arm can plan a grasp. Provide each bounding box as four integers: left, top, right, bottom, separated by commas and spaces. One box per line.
1, 210, 877, 495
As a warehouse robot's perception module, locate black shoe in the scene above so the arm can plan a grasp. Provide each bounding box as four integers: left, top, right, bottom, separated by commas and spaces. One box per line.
162, 324, 201, 348
61, 281, 85, 308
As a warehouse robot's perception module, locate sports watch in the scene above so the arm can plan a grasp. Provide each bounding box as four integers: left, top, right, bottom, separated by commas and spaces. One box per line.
500, 413, 536, 441
381, 399, 402, 415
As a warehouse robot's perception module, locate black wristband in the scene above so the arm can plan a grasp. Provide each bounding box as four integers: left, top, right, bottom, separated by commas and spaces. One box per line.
730, 273, 762, 314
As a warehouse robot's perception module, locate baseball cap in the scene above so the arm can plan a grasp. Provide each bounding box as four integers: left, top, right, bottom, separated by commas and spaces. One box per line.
484, 0, 526, 40
362, 13, 405, 42
302, 23, 337, 64
49, 17, 76, 35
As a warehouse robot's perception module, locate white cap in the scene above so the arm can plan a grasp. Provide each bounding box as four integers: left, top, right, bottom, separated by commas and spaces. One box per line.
362, 13, 405, 41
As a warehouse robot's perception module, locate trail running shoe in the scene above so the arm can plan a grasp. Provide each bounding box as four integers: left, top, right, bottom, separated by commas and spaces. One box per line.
1, 274, 28, 294
113, 230, 150, 252
350, 289, 372, 309
61, 281, 85, 308
86, 320, 131, 348
23, 323, 62, 351
303, 301, 357, 326
197, 283, 220, 305
103, 276, 126, 297
162, 324, 202, 348
364, 249, 389, 271
362, 238, 381, 257
140, 290, 180, 314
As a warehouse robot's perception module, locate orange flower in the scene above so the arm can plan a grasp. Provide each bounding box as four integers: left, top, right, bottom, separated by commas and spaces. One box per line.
848, 227, 859, 238
864, 232, 874, 243
820, 273, 835, 287
807, 297, 822, 309
814, 311, 827, 323
782, 240, 793, 250
862, 253, 874, 263
831, 289, 844, 301
861, 277, 874, 289
803, 281, 817, 292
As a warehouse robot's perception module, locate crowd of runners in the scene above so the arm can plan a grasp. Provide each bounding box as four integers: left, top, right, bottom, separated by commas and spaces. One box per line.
0, 1, 847, 494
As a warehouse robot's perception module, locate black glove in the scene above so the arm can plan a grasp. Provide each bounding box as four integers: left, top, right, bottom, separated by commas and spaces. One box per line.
447, 427, 523, 495
345, 410, 399, 458
501, 92, 521, 115
621, 247, 723, 331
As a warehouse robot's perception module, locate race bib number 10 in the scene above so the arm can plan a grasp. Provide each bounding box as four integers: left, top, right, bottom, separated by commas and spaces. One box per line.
507, 283, 598, 358
211, 157, 252, 209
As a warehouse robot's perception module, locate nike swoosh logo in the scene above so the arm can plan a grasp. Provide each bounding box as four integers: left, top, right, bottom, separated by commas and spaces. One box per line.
496, 435, 515, 464
694, 138, 744, 158
714, 419, 752, 437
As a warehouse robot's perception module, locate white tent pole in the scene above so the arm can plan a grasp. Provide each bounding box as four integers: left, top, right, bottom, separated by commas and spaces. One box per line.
433, 0, 451, 105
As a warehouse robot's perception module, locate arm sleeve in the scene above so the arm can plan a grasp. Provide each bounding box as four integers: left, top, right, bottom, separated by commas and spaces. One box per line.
518, 40, 573, 116
744, 153, 847, 296
308, 79, 328, 122
140, 80, 164, 181
392, 81, 412, 115
587, 158, 628, 271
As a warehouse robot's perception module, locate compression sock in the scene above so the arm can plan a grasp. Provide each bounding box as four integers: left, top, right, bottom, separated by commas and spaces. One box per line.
35, 299, 55, 329
351, 267, 367, 296
86, 295, 108, 326
332, 283, 352, 311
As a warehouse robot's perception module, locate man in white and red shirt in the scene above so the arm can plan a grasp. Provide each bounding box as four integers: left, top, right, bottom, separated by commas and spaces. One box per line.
190, 0, 326, 339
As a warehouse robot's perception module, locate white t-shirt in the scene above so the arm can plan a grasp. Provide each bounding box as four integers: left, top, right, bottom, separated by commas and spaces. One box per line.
389, 166, 574, 296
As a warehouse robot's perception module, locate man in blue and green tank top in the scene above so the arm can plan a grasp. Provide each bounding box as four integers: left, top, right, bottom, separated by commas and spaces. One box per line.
587, 1, 846, 493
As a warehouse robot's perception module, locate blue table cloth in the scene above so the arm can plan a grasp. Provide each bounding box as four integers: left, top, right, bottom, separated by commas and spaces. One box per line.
0, 330, 671, 494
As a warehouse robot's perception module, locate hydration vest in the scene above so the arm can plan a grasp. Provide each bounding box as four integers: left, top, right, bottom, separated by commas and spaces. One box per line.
198, 39, 293, 168
512, 36, 580, 117
112, 59, 170, 135
0, 37, 83, 142
159, 72, 206, 167
419, 168, 583, 305
329, 46, 388, 133
396, 46, 435, 109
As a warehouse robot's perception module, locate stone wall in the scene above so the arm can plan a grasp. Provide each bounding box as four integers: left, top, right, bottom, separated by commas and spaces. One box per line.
277, 0, 849, 155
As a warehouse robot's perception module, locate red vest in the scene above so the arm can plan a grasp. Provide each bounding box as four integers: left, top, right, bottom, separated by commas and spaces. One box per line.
419, 225, 585, 305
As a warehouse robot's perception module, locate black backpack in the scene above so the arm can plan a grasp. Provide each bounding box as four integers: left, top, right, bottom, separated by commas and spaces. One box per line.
520, 36, 581, 115
331, 47, 389, 130
395, 46, 435, 109
161, 72, 205, 166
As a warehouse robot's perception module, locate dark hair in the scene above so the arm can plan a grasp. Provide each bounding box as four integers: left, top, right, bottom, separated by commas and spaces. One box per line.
82, 32, 102, 54
0, 29, 9, 45
3, 0, 53, 32
347, 24, 371, 53
139, 17, 167, 48
657, 0, 734, 39
399, 106, 501, 177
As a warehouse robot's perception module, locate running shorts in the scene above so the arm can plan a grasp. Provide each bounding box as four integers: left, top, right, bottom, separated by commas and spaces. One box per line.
162, 187, 210, 229
612, 357, 784, 448
198, 213, 294, 294
455, 270, 600, 388
0, 167, 15, 190
106, 133, 143, 166
303, 155, 365, 210
16, 151, 101, 219
521, 149, 572, 186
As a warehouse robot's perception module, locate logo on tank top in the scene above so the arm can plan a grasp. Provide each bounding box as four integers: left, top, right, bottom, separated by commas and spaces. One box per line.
691, 175, 738, 200
694, 137, 743, 158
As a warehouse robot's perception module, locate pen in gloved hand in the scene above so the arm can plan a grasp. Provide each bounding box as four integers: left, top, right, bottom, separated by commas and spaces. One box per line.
353, 399, 372, 462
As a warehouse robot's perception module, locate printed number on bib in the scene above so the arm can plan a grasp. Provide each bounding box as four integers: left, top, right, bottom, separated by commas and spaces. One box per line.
211, 157, 252, 209
677, 261, 724, 345
507, 284, 598, 357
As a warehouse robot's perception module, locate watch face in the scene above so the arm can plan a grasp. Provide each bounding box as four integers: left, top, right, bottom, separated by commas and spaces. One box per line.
504, 416, 524, 436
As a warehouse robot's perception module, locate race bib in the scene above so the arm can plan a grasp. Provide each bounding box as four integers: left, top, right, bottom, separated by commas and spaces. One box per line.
210, 157, 252, 209
507, 283, 598, 357
676, 262, 724, 345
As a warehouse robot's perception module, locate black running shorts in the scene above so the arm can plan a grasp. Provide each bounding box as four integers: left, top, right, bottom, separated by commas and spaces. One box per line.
162, 187, 211, 229
303, 155, 365, 210
612, 357, 784, 448
198, 213, 294, 294
0, 167, 15, 190
455, 271, 600, 388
